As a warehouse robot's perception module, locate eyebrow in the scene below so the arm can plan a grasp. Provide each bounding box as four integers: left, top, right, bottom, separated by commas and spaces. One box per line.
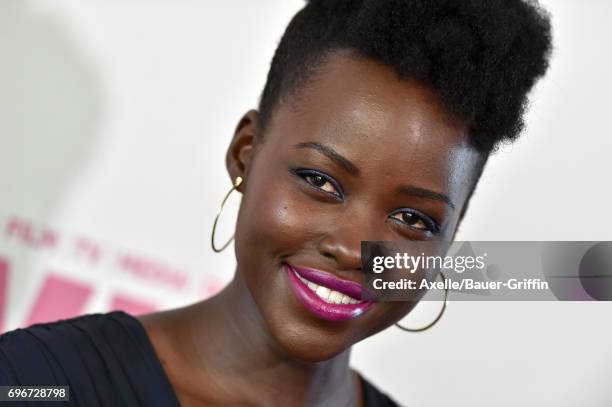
294, 141, 360, 176
294, 141, 455, 210
396, 186, 456, 211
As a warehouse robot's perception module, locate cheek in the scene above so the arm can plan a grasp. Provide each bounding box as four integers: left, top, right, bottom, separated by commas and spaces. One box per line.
237, 185, 308, 257
233, 167, 326, 288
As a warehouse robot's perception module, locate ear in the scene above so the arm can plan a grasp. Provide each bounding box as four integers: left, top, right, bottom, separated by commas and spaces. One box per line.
225, 109, 260, 193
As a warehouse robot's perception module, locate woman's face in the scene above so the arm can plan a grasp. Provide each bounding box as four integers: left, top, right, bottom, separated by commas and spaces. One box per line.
227, 52, 482, 362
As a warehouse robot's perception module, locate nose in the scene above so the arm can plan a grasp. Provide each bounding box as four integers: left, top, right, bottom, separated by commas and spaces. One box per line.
317, 234, 362, 271
316, 208, 382, 271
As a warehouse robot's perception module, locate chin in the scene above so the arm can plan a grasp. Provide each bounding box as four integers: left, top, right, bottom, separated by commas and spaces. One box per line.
259, 288, 378, 363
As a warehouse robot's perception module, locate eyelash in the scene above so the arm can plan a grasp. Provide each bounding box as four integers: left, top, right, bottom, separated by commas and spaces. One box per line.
290, 167, 441, 235
291, 168, 344, 199
388, 208, 440, 235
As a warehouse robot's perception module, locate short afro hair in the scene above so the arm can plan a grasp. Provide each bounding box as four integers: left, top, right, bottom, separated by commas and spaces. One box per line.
258, 0, 553, 153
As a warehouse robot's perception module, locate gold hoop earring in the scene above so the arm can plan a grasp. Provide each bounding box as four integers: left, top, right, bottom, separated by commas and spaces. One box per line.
395, 271, 448, 332
211, 176, 243, 253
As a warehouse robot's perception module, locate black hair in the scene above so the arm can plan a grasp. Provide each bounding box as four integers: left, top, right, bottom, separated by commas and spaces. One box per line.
258, 0, 552, 154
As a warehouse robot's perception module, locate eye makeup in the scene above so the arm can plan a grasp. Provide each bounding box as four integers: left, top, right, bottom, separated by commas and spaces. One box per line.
289, 167, 344, 199
288, 166, 444, 235
388, 208, 441, 235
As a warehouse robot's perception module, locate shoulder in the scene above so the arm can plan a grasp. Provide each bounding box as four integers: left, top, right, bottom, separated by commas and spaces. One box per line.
0, 312, 133, 384
0, 311, 179, 406
357, 371, 402, 407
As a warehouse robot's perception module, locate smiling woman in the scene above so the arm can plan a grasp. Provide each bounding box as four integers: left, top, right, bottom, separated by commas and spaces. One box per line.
0, 0, 552, 406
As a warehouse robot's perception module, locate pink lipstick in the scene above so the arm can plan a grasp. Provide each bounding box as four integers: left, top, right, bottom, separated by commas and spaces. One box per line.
283, 262, 373, 322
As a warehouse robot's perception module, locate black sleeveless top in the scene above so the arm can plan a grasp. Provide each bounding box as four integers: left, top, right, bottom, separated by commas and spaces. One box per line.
0, 311, 400, 406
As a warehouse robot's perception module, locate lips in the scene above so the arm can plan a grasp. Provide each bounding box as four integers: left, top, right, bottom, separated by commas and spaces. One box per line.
283, 262, 373, 322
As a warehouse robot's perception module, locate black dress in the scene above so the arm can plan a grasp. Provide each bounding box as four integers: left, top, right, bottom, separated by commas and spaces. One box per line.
0, 311, 400, 406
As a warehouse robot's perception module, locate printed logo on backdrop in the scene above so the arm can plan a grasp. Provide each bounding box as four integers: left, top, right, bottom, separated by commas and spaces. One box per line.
361, 241, 612, 301
0, 215, 225, 333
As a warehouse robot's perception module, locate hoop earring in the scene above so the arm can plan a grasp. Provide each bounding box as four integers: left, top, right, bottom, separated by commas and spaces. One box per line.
211, 176, 243, 253
395, 271, 448, 333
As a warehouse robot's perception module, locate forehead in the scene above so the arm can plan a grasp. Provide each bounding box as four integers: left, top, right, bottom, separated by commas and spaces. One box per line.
263, 52, 481, 202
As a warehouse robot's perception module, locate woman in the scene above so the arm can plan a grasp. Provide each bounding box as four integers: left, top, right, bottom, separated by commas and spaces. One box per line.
0, 0, 552, 405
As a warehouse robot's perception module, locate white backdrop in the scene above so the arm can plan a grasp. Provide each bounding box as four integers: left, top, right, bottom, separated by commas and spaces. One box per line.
1, 1, 611, 405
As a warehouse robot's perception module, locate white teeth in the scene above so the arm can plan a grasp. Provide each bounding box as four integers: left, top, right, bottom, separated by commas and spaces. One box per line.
329, 291, 343, 304
295, 272, 361, 305
316, 286, 331, 299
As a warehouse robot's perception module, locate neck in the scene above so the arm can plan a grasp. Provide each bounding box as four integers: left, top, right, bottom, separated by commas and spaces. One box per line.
179, 270, 358, 406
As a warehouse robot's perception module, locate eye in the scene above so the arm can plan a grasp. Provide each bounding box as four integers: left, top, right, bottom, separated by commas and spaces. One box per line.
291, 168, 342, 198
389, 209, 439, 234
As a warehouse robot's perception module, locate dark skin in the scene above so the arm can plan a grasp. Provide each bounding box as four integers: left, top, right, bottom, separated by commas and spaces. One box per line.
139, 51, 483, 406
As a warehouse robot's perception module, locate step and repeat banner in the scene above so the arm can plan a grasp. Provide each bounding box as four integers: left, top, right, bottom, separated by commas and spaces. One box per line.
0, 214, 225, 333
